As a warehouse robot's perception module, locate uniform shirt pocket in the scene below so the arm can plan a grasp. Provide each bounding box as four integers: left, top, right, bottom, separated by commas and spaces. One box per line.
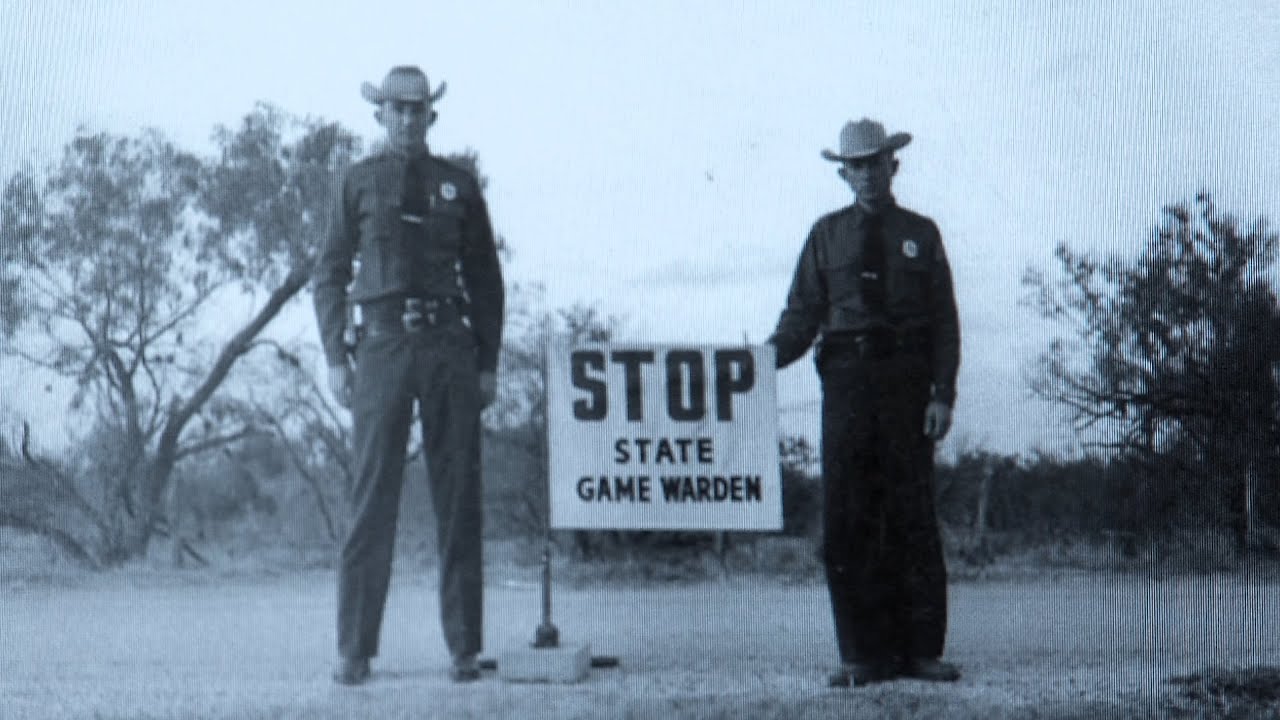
354, 193, 404, 290
886, 249, 932, 314
819, 260, 861, 304
358, 194, 400, 246
425, 200, 466, 254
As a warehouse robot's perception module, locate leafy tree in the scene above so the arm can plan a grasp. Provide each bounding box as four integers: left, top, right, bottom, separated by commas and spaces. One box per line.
1023, 193, 1280, 551
0, 105, 358, 563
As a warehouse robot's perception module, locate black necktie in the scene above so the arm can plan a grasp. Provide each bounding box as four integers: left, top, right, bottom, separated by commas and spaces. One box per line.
861, 214, 886, 313
402, 156, 428, 218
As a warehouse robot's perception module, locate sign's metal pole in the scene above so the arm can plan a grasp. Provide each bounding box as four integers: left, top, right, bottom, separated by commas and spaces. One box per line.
533, 537, 558, 647
517, 337, 617, 673
533, 340, 559, 648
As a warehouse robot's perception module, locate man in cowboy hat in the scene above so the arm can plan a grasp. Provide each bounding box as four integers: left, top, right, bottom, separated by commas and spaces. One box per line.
768, 118, 961, 687
313, 65, 505, 685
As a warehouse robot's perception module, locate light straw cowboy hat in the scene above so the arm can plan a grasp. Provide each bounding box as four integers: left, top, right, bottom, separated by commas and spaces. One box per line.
821, 118, 911, 162
360, 66, 447, 105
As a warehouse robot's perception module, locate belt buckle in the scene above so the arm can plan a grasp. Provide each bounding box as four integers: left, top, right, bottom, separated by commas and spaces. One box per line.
402, 298, 424, 332
402, 298, 441, 331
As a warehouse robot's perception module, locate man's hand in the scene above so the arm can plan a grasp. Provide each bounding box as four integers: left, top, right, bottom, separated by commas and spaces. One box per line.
923, 400, 952, 441
328, 363, 354, 408
478, 371, 497, 408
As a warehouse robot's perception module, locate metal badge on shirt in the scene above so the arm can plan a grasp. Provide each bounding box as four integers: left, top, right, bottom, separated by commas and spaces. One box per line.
902, 239, 919, 259
401, 181, 459, 225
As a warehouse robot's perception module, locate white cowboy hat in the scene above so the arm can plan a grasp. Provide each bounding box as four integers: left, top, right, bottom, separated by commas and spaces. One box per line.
360, 65, 447, 105
821, 118, 911, 162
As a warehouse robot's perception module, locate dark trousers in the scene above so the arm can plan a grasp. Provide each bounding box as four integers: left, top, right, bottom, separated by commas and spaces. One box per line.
338, 322, 483, 661
818, 347, 947, 665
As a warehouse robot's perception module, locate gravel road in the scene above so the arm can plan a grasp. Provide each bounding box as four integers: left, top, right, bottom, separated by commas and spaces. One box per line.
3, 570, 1278, 719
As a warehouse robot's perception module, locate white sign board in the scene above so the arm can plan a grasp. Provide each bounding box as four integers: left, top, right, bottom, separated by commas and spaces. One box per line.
546, 342, 782, 530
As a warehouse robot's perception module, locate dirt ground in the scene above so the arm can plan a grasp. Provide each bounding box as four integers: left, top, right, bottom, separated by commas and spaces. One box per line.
2, 568, 1279, 719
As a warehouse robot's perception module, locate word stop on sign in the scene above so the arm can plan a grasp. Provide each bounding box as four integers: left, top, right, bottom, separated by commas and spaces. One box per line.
569, 348, 755, 422
545, 342, 782, 531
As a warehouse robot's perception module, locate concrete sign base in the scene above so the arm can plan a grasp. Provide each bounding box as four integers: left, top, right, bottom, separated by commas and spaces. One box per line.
498, 643, 592, 684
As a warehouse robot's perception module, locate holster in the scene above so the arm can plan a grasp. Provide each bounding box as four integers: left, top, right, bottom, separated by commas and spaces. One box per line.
342, 323, 362, 361
816, 327, 932, 373
342, 301, 362, 362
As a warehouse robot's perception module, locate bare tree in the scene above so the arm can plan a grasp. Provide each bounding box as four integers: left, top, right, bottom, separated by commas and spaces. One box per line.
0, 105, 358, 563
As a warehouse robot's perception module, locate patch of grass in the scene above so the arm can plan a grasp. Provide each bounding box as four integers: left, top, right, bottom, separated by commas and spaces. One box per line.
552, 535, 824, 587
0, 528, 95, 589
1162, 665, 1280, 719
1139, 529, 1246, 575
561, 548, 721, 587
724, 536, 825, 582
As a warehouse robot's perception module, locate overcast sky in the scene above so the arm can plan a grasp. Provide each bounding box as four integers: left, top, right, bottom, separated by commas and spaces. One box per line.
3, 1, 1278, 456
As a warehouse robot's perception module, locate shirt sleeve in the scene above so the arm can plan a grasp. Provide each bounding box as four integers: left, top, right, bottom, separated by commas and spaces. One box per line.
459, 180, 505, 373
928, 222, 961, 405
312, 172, 356, 368
768, 222, 827, 369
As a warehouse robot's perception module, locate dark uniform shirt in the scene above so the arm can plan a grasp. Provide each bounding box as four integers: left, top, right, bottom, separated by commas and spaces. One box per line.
313, 148, 505, 372
770, 199, 960, 405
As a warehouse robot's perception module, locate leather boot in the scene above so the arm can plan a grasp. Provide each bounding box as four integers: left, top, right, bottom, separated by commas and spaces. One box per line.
902, 657, 960, 682
332, 656, 371, 686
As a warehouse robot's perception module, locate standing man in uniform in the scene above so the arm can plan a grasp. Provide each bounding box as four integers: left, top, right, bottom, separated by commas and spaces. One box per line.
313, 66, 505, 686
768, 118, 961, 687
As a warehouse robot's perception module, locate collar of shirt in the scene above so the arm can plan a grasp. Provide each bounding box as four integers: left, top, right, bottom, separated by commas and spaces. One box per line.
373, 143, 433, 164
855, 194, 897, 221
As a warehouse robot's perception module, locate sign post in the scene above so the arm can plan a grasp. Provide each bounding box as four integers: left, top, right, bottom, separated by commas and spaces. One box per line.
533, 352, 559, 648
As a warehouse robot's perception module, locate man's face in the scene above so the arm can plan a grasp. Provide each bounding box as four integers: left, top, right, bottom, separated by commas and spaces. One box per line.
838, 151, 896, 206
378, 99, 432, 153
